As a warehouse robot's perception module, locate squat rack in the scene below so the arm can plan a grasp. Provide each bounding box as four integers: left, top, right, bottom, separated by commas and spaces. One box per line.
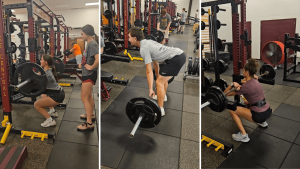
0, 0, 59, 144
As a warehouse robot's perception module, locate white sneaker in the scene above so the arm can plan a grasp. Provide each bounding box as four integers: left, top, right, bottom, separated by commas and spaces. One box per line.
232, 132, 250, 142
152, 95, 167, 102
41, 118, 56, 127
48, 109, 58, 118
257, 121, 268, 128
160, 107, 165, 117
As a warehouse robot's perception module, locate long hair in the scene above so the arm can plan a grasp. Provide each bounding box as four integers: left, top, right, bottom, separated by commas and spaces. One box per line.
244, 59, 259, 78
82, 24, 99, 45
43, 54, 58, 82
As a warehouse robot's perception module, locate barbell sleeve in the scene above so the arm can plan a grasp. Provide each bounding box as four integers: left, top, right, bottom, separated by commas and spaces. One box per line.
15, 79, 31, 91
201, 101, 211, 109
129, 113, 145, 138
258, 71, 269, 78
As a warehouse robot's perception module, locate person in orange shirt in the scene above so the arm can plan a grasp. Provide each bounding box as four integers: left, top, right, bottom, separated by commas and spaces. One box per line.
67, 42, 83, 68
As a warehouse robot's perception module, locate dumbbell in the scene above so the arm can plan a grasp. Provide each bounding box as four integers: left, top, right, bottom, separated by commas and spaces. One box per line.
192, 57, 199, 75
201, 20, 227, 30
187, 56, 193, 74
202, 86, 237, 112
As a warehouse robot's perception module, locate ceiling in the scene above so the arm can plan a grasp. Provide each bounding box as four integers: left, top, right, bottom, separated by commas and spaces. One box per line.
4, 0, 99, 14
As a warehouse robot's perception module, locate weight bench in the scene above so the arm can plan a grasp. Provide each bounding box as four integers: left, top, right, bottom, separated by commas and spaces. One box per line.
101, 71, 113, 101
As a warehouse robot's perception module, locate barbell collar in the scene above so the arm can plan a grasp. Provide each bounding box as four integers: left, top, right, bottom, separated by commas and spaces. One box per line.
129, 113, 145, 138
15, 79, 31, 91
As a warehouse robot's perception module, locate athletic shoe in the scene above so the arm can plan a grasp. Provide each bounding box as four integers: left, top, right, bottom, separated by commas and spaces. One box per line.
181, 31, 183, 34
152, 95, 167, 102
160, 107, 165, 117
48, 109, 58, 118
41, 118, 56, 127
257, 121, 268, 127
232, 132, 250, 142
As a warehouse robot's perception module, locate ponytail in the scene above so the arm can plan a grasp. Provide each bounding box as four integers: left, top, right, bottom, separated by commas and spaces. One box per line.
51, 65, 58, 82
94, 33, 99, 45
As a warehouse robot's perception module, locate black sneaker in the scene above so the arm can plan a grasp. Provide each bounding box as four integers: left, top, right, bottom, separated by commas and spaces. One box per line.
181, 31, 183, 34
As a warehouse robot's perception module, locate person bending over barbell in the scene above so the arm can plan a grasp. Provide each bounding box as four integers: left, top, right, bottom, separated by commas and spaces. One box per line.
157, 9, 171, 45
224, 59, 271, 142
66, 42, 83, 69
34, 55, 65, 127
128, 27, 186, 116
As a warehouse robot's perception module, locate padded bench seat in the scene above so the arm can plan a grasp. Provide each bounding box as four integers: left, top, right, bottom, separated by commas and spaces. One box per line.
64, 68, 82, 73
101, 71, 113, 81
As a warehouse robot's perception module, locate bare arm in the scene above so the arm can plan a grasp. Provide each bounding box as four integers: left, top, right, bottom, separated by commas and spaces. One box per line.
101, 47, 104, 54
157, 22, 160, 30
90, 54, 99, 70
146, 63, 154, 90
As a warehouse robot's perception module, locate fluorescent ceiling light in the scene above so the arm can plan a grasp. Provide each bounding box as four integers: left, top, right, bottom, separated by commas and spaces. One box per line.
11, 10, 15, 12
85, 2, 99, 6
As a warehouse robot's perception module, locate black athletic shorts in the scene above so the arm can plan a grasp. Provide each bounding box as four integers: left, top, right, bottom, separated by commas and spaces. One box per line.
82, 71, 98, 85
47, 88, 65, 103
251, 107, 272, 123
159, 52, 186, 77
180, 22, 185, 25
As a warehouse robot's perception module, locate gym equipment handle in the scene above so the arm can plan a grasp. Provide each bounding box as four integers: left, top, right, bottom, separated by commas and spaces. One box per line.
129, 113, 145, 138
15, 79, 31, 91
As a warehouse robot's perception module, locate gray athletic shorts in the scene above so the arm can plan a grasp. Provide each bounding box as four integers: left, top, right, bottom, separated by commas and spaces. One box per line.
75, 54, 82, 64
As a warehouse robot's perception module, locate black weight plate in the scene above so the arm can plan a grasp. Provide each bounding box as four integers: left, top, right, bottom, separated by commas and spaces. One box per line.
153, 69, 174, 84
126, 97, 161, 128
9, 24, 15, 33
217, 38, 223, 50
53, 57, 65, 73
216, 20, 221, 29
13, 62, 47, 97
152, 31, 164, 43
260, 64, 276, 80
103, 10, 112, 19
64, 49, 72, 56
104, 42, 117, 55
188, 56, 193, 74
201, 21, 205, 30
206, 86, 227, 112
145, 35, 157, 41
192, 57, 199, 75
201, 8, 205, 16
203, 75, 213, 92
11, 42, 17, 53
203, 58, 210, 71
214, 79, 228, 91
217, 60, 228, 74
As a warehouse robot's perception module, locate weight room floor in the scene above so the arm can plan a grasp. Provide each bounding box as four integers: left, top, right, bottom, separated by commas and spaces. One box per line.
101, 26, 199, 169
203, 61, 300, 168
0, 76, 99, 169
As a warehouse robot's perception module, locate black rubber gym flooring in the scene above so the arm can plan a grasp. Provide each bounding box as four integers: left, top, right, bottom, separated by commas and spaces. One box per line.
0, 76, 99, 168
203, 60, 300, 168
101, 26, 199, 169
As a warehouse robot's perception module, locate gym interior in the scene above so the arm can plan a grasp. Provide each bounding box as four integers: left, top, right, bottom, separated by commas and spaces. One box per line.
0, 0, 99, 168
101, 0, 200, 168
202, 0, 300, 168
